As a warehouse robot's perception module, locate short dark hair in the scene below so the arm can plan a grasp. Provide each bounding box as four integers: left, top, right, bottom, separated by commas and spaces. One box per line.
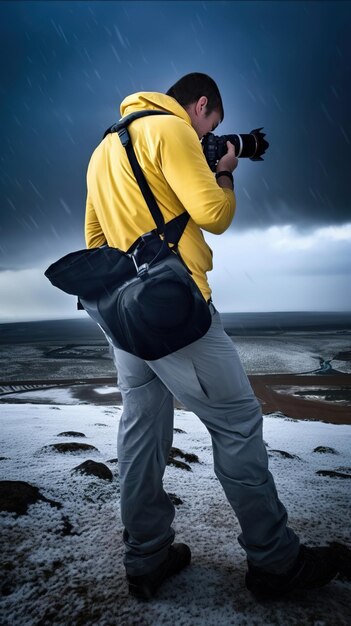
166, 73, 224, 121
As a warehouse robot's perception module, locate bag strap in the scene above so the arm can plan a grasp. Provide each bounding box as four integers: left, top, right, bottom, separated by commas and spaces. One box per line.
103, 110, 171, 139
104, 111, 190, 245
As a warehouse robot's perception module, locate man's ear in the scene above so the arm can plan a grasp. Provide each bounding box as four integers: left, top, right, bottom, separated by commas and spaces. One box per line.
195, 96, 208, 115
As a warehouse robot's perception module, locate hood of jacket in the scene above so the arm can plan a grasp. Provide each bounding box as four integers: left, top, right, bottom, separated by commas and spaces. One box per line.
120, 91, 192, 126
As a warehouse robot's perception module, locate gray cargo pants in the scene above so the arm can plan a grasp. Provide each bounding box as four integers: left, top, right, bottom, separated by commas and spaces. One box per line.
113, 304, 299, 576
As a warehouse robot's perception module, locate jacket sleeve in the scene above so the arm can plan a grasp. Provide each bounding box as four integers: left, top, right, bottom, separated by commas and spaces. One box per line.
85, 194, 107, 248
158, 120, 236, 234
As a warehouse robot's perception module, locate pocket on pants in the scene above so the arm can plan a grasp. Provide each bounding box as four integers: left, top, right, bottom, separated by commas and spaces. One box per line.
191, 346, 252, 405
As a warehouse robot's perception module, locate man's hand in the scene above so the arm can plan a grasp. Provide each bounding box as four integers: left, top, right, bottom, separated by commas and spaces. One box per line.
216, 141, 238, 173
216, 141, 238, 189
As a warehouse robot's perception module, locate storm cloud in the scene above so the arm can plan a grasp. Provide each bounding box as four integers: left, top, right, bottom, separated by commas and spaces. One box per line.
1, 1, 350, 267
0, 0, 350, 319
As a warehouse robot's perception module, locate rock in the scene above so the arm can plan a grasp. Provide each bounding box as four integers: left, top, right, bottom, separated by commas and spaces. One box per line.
59, 515, 74, 536
0, 457, 10, 461
313, 446, 339, 454
72, 460, 113, 480
268, 449, 300, 460
316, 470, 351, 479
106, 458, 118, 463
169, 447, 199, 464
94, 423, 109, 427
173, 428, 186, 434
41, 442, 98, 454
0, 481, 62, 515
57, 431, 86, 438
167, 446, 200, 470
167, 457, 192, 471
168, 492, 183, 505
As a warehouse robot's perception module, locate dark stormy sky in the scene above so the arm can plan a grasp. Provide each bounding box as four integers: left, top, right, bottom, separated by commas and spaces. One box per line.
1, 0, 350, 318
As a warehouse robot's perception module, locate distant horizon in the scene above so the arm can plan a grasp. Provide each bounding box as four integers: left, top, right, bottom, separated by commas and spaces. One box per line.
0, 307, 351, 325
1, 310, 350, 326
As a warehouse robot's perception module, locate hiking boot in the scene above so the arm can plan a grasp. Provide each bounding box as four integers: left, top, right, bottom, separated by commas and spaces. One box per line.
245, 544, 339, 598
127, 543, 191, 600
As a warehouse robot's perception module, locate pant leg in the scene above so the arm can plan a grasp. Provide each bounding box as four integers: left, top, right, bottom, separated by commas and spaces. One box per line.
113, 348, 176, 576
146, 305, 300, 573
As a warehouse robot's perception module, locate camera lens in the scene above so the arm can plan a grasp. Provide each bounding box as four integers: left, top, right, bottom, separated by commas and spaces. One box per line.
202, 128, 269, 171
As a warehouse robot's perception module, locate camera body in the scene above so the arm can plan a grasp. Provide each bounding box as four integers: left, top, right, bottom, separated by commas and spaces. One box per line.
202, 128, 269, 171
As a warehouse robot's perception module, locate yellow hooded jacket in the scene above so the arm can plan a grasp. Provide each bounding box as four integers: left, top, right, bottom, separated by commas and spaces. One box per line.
85, 92, 236, 302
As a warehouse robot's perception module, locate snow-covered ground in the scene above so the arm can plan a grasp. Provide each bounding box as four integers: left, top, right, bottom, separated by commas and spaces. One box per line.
1, 403, 350, 626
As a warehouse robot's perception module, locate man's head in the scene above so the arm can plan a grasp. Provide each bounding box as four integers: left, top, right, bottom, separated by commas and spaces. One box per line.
166, 73, 223, 139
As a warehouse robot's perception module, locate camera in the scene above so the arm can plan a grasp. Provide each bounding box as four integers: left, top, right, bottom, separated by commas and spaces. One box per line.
202, 128, 269, 171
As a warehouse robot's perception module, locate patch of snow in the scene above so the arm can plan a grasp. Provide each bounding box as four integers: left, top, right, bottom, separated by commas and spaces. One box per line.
0, 403, 350, 625
2, 388, 77, 404
94, 386, 119, 395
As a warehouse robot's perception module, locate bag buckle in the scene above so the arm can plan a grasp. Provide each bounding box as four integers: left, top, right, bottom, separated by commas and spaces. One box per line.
117, 127, 130, 147
131, 254, 149, 278
137, 263, 149, 278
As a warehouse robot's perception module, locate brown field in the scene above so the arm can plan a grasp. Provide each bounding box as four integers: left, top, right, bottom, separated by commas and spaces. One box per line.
1, 373, 350, 425
249, 374, 351, 424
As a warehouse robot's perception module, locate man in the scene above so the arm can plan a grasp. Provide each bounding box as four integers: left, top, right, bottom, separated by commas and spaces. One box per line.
85, 73, 338, 600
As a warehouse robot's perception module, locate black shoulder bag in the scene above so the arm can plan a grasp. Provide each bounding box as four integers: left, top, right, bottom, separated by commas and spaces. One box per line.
44, 110, 212, 360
